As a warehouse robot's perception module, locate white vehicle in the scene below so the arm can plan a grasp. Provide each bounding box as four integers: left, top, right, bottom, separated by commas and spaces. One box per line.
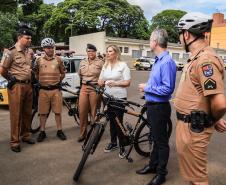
61, 56, 85, 99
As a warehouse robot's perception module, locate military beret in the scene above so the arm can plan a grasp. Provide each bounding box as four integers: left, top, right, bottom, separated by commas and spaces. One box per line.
87, 44, 97, 51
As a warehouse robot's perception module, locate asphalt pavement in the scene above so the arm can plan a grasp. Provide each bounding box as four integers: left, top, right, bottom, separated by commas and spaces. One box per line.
0, 70, 226, 185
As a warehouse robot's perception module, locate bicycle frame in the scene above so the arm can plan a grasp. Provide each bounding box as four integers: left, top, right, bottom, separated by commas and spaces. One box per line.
82, 81, 150, 161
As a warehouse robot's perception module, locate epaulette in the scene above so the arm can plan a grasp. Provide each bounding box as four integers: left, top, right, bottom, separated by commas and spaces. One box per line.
8, 45, 15, 50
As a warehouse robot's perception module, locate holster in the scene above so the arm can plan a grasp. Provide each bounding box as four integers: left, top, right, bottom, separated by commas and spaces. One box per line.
7, 76, 16, 90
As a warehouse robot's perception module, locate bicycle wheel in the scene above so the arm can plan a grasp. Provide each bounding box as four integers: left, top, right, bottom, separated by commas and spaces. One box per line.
30, 109, 41, 134
134, 122, 151, 157
73, 123, 101, 182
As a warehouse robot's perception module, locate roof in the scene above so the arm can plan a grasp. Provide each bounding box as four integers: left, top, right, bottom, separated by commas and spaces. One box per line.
106, 36, 181, 48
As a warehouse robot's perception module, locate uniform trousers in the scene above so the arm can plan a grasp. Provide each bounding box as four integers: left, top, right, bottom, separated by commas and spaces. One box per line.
79, 84, 99, 137
146, 102, 171, 176
8, 83, 32, 147
176, 120, 214, 184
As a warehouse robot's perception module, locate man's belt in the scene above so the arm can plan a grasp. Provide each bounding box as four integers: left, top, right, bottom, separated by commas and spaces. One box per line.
146, 101, 169, 106
40, 85, 59, 90
15, 79, 31, 84
176, 112, 191, 123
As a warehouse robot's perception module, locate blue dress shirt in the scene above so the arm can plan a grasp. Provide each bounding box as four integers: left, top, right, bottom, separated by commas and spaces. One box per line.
144, 51, 176, 102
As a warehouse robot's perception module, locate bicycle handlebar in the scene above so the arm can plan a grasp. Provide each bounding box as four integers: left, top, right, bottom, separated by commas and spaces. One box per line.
85, 81, 141, 108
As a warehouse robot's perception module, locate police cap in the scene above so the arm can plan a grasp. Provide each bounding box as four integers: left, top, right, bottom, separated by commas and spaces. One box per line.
17, 25, 33, 36
86, 44, 97, 51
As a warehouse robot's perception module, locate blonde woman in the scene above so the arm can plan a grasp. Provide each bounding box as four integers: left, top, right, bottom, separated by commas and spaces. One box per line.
98, 45, 131, 159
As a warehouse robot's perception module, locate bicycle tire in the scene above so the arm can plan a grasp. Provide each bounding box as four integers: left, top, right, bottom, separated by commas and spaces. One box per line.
134, 122, 151, 157
30, 109, 41, 134
73, 123, 101, 182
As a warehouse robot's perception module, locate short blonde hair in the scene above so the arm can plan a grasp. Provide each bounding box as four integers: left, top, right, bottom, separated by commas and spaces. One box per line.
104, 45, 121, 68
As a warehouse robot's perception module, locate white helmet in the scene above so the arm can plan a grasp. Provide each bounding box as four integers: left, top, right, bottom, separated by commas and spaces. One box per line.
41, 38, 55, 48
178, 12, 213, 34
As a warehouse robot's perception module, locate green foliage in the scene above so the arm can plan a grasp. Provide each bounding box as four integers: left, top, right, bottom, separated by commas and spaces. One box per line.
44, 0, 150, 42
0, 12, 18, 48
150, 10, 186, 43
0, 0, 17, 13
20, 0, 43, 15
18, 3, 55, 46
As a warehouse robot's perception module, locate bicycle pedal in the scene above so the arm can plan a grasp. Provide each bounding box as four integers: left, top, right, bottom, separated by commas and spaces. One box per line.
127, 157, 133, 163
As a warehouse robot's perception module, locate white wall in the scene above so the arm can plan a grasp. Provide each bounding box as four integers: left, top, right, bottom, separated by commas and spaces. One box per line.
69, 32, 106, 55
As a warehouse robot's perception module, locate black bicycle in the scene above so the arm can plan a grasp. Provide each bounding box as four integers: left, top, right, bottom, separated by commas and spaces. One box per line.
30, 82, 80, 133
73, 81, 172, 182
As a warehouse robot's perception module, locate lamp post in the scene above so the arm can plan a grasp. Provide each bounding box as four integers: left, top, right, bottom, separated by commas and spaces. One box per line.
68, 8, 76, 37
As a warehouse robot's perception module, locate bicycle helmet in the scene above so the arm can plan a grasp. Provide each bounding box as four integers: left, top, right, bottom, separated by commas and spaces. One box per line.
41, 38, 55, 48
178, 12, 213, 34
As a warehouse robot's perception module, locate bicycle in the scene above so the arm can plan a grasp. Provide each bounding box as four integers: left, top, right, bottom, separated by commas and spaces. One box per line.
30, 82, 80, 133
73, 81, 172, 182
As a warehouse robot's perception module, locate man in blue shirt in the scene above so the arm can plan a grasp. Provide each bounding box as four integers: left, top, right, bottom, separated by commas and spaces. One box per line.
137, 28, 176, 185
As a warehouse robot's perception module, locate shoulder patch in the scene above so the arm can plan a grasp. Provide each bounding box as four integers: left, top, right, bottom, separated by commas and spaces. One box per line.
204, 78, 216, 90
202, 64, 213, 77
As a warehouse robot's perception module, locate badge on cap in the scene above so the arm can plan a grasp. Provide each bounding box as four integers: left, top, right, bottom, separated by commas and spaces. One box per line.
204, 78, 216, 90
202, 64, 213, 77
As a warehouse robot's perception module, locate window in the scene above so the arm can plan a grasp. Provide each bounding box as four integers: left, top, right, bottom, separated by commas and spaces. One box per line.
119, 47, 123, 52
183, 53, 189, 60
62, 58, 81, 73
132, 50, 142, 58
172, 53, 180, 61
147, 51, 155, 58
124, 47, 129, 53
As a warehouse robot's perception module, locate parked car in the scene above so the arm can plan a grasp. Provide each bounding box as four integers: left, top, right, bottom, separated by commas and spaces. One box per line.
61, 56, 85, 99
0, 76, 8, 105
133, 57, 154, 70
175, 61, 184, 71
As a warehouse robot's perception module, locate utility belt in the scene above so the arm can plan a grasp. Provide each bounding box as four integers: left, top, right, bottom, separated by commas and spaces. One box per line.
15, 79, 31, 84
7, 76, 31, 90
40, 85, 60, 90
176, 111, 215, 133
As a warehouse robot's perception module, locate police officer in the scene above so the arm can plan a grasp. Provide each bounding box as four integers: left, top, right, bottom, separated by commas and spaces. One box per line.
0, 25, 35, 153
77, 44, 104, 142
175, 12, 226, 185
34, 38, 67, 142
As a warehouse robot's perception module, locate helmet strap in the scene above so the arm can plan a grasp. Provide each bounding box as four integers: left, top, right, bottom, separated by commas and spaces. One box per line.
183, 31, 200, 53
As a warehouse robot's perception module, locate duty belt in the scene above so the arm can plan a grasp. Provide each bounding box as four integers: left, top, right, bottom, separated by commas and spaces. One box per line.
176, 111, 215, 127
15, 79, 31, 84
40, 85, 59, 90
176, 112, 191, 123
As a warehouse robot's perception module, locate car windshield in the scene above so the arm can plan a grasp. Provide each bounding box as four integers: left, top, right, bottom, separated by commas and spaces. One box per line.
140, 59, 149, 63
62, 58, 81, 73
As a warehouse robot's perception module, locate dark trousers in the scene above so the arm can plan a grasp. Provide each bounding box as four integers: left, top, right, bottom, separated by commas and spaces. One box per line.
146, 102, 171, 176
105, 98, 126, 146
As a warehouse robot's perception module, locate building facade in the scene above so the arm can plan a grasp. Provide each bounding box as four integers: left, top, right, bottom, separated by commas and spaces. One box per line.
211, 13, 226, 51
70, 31, 226, 67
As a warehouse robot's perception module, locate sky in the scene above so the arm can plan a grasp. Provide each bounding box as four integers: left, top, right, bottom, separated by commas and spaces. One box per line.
44, 0, 226, 20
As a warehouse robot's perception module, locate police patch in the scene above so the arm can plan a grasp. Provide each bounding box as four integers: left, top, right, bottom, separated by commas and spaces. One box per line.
204, 78, 216, 90
202, 64, 213, 77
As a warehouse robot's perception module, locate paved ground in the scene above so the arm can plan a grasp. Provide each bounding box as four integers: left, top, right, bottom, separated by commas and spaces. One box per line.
0, 70, 226, 185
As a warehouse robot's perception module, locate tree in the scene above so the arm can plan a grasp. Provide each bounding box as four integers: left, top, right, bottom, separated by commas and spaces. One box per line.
44, 0, 150, 43
18, 3, 55, 46
0, 0, 17, 13
150, 10, 186, 43
0, 12, 18, 49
